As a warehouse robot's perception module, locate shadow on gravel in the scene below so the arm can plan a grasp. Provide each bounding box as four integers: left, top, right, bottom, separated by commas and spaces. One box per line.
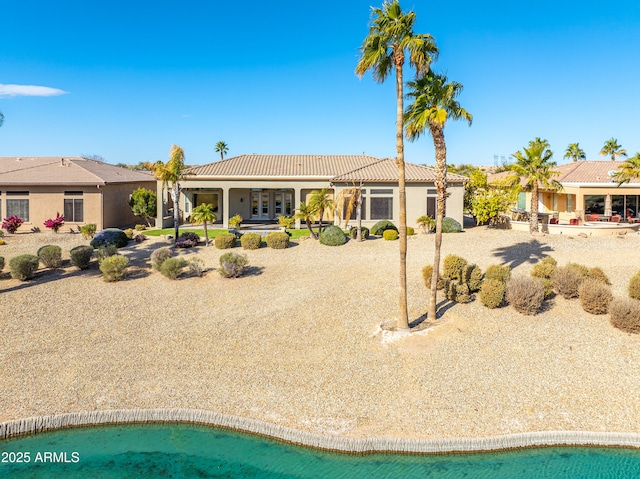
491, 239, 554, 270
409, 299, 456, 329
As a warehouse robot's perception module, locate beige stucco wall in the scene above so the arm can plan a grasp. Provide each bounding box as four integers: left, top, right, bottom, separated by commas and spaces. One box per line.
101, 182, 156, 228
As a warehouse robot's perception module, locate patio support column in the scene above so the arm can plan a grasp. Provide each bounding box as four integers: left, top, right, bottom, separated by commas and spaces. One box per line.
156, 181, 165, 229
222, 188, 230, 229
293, 187, 302, 229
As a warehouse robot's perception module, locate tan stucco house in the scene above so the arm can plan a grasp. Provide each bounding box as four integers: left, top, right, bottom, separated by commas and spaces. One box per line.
157, 154, 466, 229
0, 157, 156, 230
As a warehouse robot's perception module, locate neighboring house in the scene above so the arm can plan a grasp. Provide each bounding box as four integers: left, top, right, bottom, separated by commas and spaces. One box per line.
156, 154, 466, 229
0, 157, 156, 230
488, 160, 640, 222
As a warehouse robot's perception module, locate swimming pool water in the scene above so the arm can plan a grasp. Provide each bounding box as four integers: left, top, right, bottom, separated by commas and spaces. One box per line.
1, 424, 640, 478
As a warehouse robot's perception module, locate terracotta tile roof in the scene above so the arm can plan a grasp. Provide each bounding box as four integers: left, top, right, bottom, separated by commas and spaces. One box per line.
188, 154, 466, 183
0, 157, 154, 186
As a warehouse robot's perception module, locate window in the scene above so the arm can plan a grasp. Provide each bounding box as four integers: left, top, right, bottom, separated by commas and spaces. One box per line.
517, 192, 526, 210
64, 198, 84, 222
370, 197, 392, 220
584, 195, 604, 214
6, 199, 29, 221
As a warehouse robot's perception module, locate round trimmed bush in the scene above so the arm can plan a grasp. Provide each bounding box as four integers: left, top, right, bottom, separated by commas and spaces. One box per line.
0, 256, 4, 272
123, 228, 134, 240
160, 257, 187, 279
96, 245, 118, 264
37, 245, 62, 269
552, 266, 584, 299
320, 225, 348, 246
9, 254, 40, 281
265, 232, 290, 249
422, 264, 445, 290
90, 228, 129, 249
370, 220, 398, 236
587, 267, 610, 285
406, 226, 415, 236
485, 264, 511, 283
348, 226, 369, 240
463, 264, 483, 292
610, 298, 640, 334
628, 271, 640, 300
383, 229, 398, 241
240, 233, 262, 250
150, 247, 173, 270
70, 245, 94, 270
219, 252, 248, 278
99, 254, 129, 282
215, 233, 237, 249
506, 276, 545, 315
479, 279, 506, 309
442, 217, 462, 233
579, 278, 612, 315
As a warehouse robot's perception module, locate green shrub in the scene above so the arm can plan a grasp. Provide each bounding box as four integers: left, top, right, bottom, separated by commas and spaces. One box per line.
462, 264, 483, 292
9, 254, 39, 281
123, 228, 134, 240
96, 245, 118, 264
228, 214, 243, 228
160, 257, 187, 279
100, 254, 129, 282
370, 220, 397, 236
454, 282, 471, 303
215, 233, 237, 249
588, 267, 610, 285
265, 232, 290, 249
70, 245, 94, 270
37, 245, 62, 269
319, 225, 348, 246
278, 216, 294, 229
552, 266, 584, 299
348, 226, 369, 240
150, 247, 172, 270
406, 226, 415, 236
506, 276, 545, 315
610, 298, 640, 334
443, 254, 468, 281
240, 233, 262, 250
382, 229, 398, 241
566, 262, 591, 280
422, 265, 445, 290
187, 257, 205, 277
219, 252, 248, 278
90, 228, 129, 249
445, 279, 457, 301
135, 224, 147, 231
485, 264, 511, 283
540, 256, 557, 267
531, 261, 556, 280
479, 279, 506, 309
579, 278, 613, 315
80, 223, 97, 239
442, 217, 462, 233
0, 256, 4, 271
628, 272, 640, 300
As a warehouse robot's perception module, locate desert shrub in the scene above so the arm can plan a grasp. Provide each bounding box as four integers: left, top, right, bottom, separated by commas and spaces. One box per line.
2, 216, 23, 234
629, 271, 640, 300
540, 256, 557, 267
552, 266, 584, 299
370, 220, 398, 236
531, 261, 556, 280
348, 226, 370, 240
382, 229, 398, 241
484, 264, 511, 283
160, 257, 187, 279
187, 257, 206, 277
479, 279, 506, 309
445, 279, 457, 301
587, 267, 610, 285
506, 276, 545, 315
70, 245, 94, 270
0, 256, 4, 271
90, 228, 129, 249
462, 263, 483, 292
443, 254, 468, 281
228, 214, 243, 228
0, 230, 4, 237
215, 233, 237, 249
406, 226, 415, 236
566, 262, 591, 280
43, 212, 65, 232
265, 232, 290, 249
278, 216, 294, 229
123, 228, 134, 239
150, 247, 173, 270
454, 283, 471, 303
100, 254, 129, 282
610, 298, 640, 334
175, 231, 200, 248
0, 239, 5, 245
135, 224, 147, 231
219, 252, 248, 278
422, 265, 445, 290
9, 254, 39, 280
96, 245, 118, 264
37, 245, 62, 269
80, 223, 97, 239
319, 225, 347, 246
442, 217, 462, 233
241, 233, 262, 250
579, 278, 613, 315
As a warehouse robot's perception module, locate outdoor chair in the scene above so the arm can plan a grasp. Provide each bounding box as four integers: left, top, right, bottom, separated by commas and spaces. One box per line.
588, 214, 600, 222
610, 215, 621, 223
549, 218, 558, 225
569, 218, 579, 225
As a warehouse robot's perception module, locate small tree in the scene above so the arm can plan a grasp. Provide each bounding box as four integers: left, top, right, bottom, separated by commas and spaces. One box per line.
129, 188, 157, 227
190, 203, 217, 247
333, 183, 364, 241
293, 201, 319, 239
308, 188, 333, 234
153, 145, 188, 243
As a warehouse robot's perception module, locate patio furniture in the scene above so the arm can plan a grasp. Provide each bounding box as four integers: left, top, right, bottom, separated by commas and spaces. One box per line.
569, 218, 579, 225
610, 214, 621, 223
588, 214, 600, 222
549, 218, 558, 225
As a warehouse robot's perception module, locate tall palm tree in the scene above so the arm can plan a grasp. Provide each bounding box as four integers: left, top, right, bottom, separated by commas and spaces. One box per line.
153, 144, 188, 243
600, 138, 627, 162
215, 141, 229, 161
356, 0, 438, 330
564, 143, 586, 162
612, 152, 640, 185
509, 138, 562, 234
0, 111, 4, 127
405, 72, 472, 321
190, 203, 217, 246
308, 188, 333, 234
293, 201, 319, 239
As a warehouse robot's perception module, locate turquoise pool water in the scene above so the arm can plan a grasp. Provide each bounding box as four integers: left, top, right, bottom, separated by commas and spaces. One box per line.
1, 424, 640, 478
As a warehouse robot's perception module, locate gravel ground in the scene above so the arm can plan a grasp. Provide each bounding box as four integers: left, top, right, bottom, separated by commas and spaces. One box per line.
0, 226, 639, 440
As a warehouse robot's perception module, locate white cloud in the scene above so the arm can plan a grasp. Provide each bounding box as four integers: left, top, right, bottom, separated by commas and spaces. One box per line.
0, 84, 68, 98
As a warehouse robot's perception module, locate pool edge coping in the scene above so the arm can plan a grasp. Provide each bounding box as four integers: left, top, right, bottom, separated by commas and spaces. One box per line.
1, 408, 639, 453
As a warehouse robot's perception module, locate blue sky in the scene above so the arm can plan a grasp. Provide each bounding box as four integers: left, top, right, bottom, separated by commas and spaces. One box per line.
2, 0, 639, 167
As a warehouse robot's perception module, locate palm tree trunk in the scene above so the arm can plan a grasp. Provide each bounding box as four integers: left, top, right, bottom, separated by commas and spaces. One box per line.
395, 50, 409, 330
530, 185, 539, 234
203, 221, 209, 246
428, 124, 447, 320
318, 207, 324, 234
171, 185, 180, 244
356, 193, 362, 242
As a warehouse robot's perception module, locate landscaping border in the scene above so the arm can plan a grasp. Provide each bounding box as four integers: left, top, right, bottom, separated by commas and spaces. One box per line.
2, 409, 640, 454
